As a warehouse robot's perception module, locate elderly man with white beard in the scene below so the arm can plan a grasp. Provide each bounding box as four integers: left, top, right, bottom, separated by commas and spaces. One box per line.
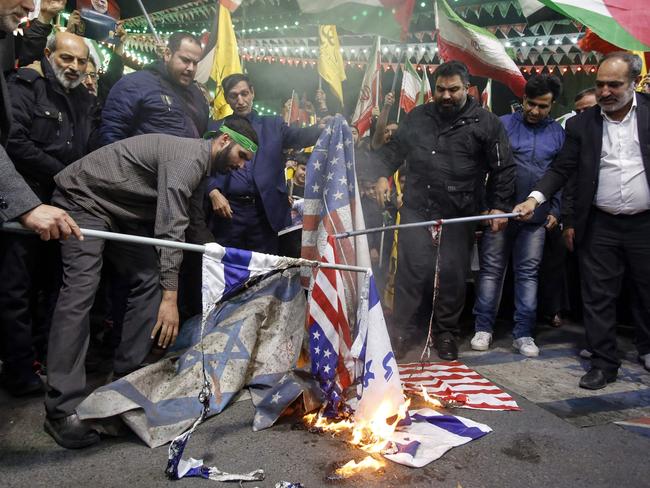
0, 31, 98, 397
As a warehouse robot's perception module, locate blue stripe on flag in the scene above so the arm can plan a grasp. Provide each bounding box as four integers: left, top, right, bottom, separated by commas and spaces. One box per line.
222, 247, 253, 296
412, 413, 489, 440
368, 275, 381, 309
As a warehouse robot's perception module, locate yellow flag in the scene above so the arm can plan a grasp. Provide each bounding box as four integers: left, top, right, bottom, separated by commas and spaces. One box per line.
318, 25, 346, 105
383, 172, 402, 311
211, 6, 242, 119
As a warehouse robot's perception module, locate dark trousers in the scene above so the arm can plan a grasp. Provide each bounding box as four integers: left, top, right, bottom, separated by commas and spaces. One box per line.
209, 199, 280, 254
0, 234, 60, 374
579, 209, 650, 375
45, 196, 161, 418
537, 225, 569, 317
394, 205, 475, 337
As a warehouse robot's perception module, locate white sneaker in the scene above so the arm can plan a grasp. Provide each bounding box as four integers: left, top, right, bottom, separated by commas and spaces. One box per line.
471, 331, 492, 351
513, 337, 539, 357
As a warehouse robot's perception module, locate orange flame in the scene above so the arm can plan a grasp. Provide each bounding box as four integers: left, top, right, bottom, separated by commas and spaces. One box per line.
420, 385, 444, 408
335, 455, 384, 477
304, 399, 410, 453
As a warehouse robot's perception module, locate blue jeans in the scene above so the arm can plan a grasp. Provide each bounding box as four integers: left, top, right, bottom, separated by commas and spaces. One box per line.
473, 222, 546, 339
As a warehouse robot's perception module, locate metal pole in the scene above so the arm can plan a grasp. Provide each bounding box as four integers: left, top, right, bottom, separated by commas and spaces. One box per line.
334, 212, 522, 239
135, 0, 162, 45
0, 222, 370, 274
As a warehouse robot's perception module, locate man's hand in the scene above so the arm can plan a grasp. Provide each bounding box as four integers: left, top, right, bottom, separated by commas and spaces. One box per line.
384, 92, 395, 107
66, 10, 82, 34
545, 214, 558, 231
39, 0, 66, 24
209, 189, 233, 219
563, 227, 575, 252
375, 177, 390, 208
20, 204, 83, 241
513, 197, 538, 221
487, 209, 508, 232
151, 291, 179, 349
371, 106, 381, 118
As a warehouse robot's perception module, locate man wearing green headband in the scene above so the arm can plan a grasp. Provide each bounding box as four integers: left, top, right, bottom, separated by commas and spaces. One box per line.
42, 115, 258, 449
204, 73, 328, 255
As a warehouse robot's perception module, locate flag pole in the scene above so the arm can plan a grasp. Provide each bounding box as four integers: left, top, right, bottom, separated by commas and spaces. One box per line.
375, 36, 381, 107
334, 212, 522, 239
135, 0, 162, 45
0, 222, 370, 273
395, 49, 407, 123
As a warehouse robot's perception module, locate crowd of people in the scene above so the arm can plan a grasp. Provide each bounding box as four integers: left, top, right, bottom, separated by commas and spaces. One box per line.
0, 0, 648, 451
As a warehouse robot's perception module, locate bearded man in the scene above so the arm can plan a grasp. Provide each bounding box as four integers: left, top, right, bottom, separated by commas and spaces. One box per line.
43, 116, 258, 448
0, 31, 97, 396
373, 60, 516, 361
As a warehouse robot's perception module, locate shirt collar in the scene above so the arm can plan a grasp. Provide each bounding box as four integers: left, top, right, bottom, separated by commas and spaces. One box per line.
601, 92, 637, 123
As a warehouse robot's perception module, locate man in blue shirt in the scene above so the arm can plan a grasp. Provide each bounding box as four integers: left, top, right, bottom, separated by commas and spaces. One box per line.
205, 73, 324, 254
471, 75, 565, 356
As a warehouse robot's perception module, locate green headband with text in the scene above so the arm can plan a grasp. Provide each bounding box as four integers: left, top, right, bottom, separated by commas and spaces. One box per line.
218, 125, 258, 153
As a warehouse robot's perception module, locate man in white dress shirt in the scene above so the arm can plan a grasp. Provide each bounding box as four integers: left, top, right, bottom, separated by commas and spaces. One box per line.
514, 52, 650, 389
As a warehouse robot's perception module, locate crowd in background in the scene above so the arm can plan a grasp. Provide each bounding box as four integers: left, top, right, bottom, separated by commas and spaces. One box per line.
0, 0, 649, 450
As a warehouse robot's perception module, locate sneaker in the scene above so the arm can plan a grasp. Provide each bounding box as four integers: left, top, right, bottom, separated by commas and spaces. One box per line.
470, 331, 492, 351
513, 337, 539, 357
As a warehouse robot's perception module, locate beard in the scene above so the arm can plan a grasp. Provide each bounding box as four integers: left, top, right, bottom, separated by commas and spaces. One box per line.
598, 87, 635, 114
436, 99, 464, 119
213, 141, 237, 174
49, 56, 83, 90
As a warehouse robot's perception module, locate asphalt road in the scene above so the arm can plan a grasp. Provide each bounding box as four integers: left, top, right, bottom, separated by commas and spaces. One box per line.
1, 322, 649, 488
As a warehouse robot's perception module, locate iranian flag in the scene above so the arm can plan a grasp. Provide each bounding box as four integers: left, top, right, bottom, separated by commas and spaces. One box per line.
297, 0, 415, 40
538, 1, 650, 50
351, 37, 381, 136
419, 69, 434, 105
436, 0, 526, 98
400, 58, 422, 114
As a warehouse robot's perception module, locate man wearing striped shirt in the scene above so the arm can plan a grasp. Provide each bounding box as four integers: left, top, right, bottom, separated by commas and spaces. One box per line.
43, 116, 258, 449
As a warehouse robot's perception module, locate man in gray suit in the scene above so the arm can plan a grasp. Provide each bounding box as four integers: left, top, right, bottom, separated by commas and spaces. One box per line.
44, 116, 258, 449
0, 0, 81, 239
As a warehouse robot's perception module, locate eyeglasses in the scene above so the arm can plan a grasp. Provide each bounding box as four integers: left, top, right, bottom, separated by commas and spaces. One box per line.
85, 72, 98, 80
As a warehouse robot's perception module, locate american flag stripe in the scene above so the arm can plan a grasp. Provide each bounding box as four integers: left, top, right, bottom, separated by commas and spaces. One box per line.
308, 236, 353, 393
399, 361, 520, 411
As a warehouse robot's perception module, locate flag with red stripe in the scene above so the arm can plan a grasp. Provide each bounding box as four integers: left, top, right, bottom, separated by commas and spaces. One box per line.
301, 115, 371, 297
308, 236, 354, 414
399, 361, 520, 411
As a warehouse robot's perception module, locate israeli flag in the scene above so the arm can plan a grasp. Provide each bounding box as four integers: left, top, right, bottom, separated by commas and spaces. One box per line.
385, 408, 492, 468
202, 243, 296, 309
352, 273, 404, 422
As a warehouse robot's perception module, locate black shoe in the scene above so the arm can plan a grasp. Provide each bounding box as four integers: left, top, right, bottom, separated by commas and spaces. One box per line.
436, 334, 458, 361
579, 368, 617, 390
44, 413, 100, 449
0, 370, 43, 397
639, 354, 650, 372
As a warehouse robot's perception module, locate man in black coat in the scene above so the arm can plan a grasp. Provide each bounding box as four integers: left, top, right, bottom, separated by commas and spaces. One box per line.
0, 0, 80, 242
515, 52, 650, 389
373, 60, 516, 360
0, 30, 96, 396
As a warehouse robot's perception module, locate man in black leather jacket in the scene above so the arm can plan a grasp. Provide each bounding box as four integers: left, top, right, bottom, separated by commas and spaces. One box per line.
373, 61, 516, 360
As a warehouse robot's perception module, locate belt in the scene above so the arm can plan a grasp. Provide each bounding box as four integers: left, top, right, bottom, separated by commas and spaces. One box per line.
229, 195, 257, 205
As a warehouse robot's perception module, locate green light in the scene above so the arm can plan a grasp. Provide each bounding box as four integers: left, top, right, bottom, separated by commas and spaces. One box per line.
352, 15, 357, 20
378, 10, 383, 17
294, 21, 299, 25
420, 1, 426, 6
362, 10, 368, 16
